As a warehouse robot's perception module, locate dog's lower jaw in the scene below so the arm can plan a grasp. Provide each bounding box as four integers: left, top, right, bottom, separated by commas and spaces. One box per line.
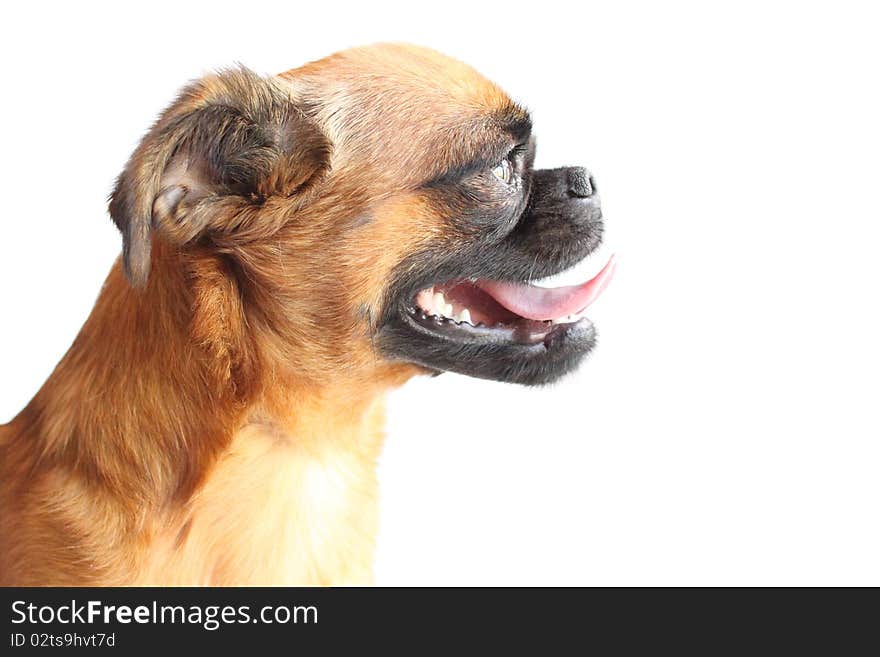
0, 252, 415, 586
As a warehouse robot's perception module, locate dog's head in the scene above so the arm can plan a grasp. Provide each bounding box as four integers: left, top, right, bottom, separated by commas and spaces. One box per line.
109, 44, 610, 389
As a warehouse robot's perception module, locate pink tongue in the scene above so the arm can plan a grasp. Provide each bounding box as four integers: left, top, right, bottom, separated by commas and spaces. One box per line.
476, 255, 616, 321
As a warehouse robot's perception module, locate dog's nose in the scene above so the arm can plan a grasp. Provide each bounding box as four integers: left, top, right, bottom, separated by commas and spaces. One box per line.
566, 167, 596, 199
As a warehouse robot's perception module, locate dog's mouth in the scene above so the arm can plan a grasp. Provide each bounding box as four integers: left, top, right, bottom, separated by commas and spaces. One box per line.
402, 254, 615, 348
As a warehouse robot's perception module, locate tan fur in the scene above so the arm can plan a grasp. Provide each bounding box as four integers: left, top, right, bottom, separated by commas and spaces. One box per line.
0, 44, 525, 585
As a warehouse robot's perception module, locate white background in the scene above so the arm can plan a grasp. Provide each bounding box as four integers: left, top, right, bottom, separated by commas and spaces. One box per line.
1, 2, 878, 585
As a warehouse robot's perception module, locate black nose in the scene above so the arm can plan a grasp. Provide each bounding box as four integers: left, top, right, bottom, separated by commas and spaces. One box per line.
566, 167, 596, 198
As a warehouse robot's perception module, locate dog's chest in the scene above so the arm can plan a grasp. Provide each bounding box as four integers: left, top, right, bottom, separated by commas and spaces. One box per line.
142, 422, 381, 585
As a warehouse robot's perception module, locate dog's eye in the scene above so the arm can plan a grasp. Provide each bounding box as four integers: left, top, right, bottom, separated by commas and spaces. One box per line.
491, 158, 514, 185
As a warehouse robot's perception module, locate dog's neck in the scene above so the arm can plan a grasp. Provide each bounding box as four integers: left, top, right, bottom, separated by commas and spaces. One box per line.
16, 241, 416, 511
4, 243, 421, 583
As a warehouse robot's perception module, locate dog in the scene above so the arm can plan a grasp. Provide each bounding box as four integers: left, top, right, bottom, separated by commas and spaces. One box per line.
0, 43, 611, 585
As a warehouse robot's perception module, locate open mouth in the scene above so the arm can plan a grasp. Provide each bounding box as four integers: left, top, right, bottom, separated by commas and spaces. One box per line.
403, 254, 616, 348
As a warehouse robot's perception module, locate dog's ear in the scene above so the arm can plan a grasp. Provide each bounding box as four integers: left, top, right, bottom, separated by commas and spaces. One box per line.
109, 67, 328, 287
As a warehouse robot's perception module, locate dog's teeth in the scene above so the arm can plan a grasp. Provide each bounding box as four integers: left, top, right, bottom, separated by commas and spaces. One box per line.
458, 308, 472, 325
444, 303, 454, 318
551, 311, 585, 325
433, 292, 445, 314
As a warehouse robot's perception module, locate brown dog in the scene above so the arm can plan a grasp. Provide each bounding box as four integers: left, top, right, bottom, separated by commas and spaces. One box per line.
0, 44, 610, 585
